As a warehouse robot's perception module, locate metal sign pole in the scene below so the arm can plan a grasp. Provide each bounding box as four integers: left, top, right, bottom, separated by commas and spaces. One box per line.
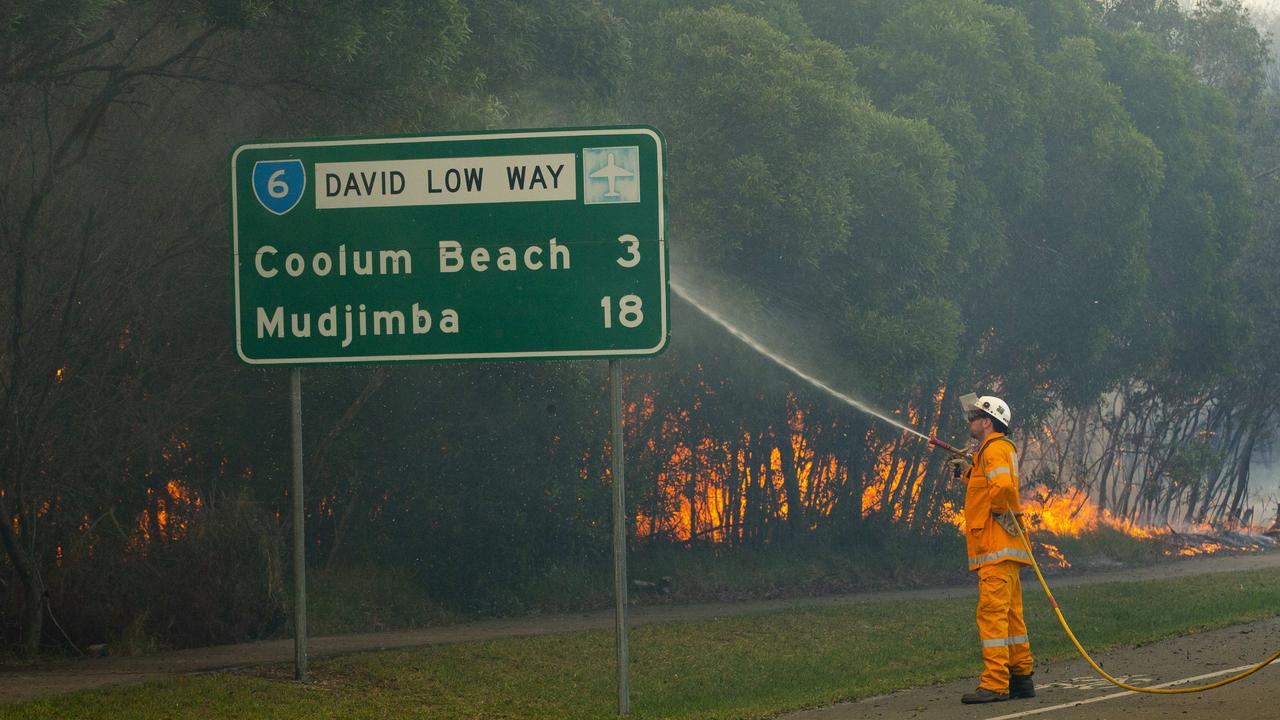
610, 359, 630, 714
290, 367, 308, 680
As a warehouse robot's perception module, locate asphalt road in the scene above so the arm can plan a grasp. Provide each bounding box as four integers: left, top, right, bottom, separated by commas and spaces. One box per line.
782, 616, 1280, 720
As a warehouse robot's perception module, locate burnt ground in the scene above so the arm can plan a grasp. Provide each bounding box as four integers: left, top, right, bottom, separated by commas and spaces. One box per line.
2, 551, 1279, 707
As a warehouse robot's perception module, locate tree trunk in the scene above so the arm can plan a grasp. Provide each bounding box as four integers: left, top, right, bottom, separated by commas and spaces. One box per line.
0, 490, 43, 657
686, 439, 701, 541
727, 434, 744, 545
775, 408, 804, 539
24, 569, 45, 656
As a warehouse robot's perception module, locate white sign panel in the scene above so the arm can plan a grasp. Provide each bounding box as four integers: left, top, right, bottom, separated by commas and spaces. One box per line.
314, 153, 577, 209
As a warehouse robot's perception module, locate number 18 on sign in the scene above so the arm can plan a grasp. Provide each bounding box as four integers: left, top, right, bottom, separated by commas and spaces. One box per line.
230, 127, 669, 364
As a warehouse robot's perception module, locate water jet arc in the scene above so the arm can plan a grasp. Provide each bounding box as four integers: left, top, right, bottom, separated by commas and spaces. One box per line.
669, 280, 932, 442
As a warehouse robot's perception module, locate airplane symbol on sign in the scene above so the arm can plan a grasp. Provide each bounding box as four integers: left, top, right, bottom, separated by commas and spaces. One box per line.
589, 153, 634, 198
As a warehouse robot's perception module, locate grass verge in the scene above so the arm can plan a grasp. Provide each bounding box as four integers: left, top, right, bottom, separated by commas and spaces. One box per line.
6, 565, 1280, 720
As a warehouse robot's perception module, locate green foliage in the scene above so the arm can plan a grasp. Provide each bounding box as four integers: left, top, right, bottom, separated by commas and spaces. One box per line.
626, 4, 960, 396
1183, 0, 1271, 121
1098, 25, 1252, 383
999, 35, 1164, 406
0, 0, 116, 41
992, 0, 1098, 50
200, 0, 271, 28
625, 5, 873, 266
612, 0, 814, 40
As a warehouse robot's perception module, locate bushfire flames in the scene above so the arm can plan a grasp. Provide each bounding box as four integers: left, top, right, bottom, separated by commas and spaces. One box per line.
128, 434, 205, 550
632, 395, 1266, 563
633, 391, 951, 542
1021, 486, 1154, 539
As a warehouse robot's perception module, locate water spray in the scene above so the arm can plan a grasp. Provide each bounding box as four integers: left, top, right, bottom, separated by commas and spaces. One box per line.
669, 281, 959, 451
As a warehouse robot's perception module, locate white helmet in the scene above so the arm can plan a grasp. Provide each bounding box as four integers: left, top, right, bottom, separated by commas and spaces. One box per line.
960, 393, 1011, 427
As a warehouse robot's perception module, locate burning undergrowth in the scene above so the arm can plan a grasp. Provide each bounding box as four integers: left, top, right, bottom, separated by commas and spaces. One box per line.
614, 381, 1274, 599
1019, 485, 1278, 571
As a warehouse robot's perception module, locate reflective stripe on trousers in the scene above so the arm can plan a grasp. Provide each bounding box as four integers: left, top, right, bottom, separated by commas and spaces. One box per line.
982, 634, 1029, 648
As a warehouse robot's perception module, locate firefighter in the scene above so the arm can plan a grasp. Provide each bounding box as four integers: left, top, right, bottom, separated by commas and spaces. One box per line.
956, 394, 1036, 704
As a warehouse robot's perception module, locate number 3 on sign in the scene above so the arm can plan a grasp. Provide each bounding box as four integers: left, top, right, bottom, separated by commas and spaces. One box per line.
616, 234, 640, 268
601, 295, 643, 328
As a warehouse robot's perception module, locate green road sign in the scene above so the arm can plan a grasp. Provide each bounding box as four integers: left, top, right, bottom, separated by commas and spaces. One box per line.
230, 127, 668, 365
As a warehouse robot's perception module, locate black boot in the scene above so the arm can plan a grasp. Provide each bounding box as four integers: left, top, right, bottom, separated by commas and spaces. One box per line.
1009, 672, 1035, 699
961, 687, 1010, 704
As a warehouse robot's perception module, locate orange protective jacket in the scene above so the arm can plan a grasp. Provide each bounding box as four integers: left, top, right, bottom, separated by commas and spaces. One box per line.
964, 432, 1030, 571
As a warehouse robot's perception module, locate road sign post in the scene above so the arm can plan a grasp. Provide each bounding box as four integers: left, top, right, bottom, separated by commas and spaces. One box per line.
289, 367, 306, 680
610, 358, 630, 714
231, 127, 666, 708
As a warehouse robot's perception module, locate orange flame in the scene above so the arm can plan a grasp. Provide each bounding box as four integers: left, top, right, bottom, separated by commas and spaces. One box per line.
1177, 543, 1225, 556
1022, 487, 1098, 536
631, 390, 955, 540
1021, 486, 1158, 539
1036, 541, 1071, 568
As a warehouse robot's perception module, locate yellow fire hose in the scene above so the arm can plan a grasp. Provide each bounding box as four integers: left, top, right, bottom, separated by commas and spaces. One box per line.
1014, 517, 1280, 693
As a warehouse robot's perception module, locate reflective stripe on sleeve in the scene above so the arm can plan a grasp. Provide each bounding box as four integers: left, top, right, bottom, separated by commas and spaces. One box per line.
968, 547, 1031, 567
986, 466, 1011, 479
981, 635, 1030, 648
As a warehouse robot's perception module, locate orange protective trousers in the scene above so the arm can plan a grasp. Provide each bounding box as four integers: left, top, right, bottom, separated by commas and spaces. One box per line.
977, 560, 1033, 691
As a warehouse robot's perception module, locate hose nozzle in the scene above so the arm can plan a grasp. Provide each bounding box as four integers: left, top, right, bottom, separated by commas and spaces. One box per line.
927, 436, 966, 456
929, 436, 969, 480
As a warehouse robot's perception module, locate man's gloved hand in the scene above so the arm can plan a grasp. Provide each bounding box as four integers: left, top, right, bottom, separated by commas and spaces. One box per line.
945, 455, 971, 478
992, 511, 1023, 536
